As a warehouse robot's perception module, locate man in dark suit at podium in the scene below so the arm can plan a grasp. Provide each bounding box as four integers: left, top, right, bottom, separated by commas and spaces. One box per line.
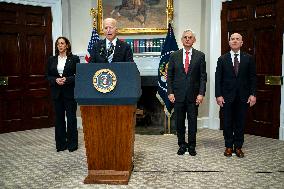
167, 29, 207, 156
90, 18, 134, 63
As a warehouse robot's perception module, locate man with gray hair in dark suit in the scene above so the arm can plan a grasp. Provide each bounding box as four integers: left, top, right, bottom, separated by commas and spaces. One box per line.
167, 29, 207, 156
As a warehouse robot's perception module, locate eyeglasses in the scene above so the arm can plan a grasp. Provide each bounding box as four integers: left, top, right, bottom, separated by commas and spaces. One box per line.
183, 36, 194, 40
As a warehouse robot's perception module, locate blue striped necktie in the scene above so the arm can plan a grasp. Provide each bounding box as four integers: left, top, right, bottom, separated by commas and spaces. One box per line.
107, 42, 114, 63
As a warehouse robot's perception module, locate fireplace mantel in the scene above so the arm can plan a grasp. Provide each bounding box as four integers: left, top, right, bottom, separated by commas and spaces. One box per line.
134, 53, 160, 77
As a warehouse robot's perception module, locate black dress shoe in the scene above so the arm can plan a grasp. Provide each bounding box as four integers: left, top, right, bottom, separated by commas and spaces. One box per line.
188, 147, 197, 156
177, 145, 187, 155
57, 146, 67, 152
68, 147, 78, 152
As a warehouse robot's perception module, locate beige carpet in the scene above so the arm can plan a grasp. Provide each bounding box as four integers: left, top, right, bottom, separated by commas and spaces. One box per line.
0, 128, 283, 188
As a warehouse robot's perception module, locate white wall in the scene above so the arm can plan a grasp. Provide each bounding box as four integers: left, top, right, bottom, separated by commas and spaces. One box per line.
68, 0, 93, 54
173, 0, 202, 50
173, 0, 210, 120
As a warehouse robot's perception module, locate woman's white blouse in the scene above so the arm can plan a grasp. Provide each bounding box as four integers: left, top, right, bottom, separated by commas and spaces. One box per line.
57, 56, 67, 76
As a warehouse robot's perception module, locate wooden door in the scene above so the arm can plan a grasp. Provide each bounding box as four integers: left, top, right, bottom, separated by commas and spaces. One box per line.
0, 2, 53, 133
221, 0, 284, 138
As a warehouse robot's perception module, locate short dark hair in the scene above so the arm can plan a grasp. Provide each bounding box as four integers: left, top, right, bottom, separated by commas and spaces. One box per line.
54, 37, 72, 56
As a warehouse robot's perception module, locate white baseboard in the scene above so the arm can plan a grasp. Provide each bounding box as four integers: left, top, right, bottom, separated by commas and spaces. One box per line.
185, 117, 220, 132
279, 126, 284, 140
197, 117, 220, 130
77, 117, 82, 129
197, 117, 208, 128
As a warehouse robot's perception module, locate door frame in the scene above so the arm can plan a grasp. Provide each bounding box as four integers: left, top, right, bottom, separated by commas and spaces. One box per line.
0, 0, 62, 54
207, 0, 284, 140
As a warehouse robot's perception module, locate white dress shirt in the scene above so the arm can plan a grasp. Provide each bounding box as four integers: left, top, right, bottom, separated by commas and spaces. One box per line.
183, 48, 192, 68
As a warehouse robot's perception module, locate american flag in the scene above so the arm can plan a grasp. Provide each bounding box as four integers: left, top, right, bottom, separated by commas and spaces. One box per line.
85, 27, 100, 63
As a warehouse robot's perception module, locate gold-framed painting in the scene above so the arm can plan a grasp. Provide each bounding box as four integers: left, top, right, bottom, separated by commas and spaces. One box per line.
93, 0, 173, 35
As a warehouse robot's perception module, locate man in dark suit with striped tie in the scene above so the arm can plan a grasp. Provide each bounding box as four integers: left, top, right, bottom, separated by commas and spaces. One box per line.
215, 33, 257, 158
167, 29, 207, 156
90, 18, 133, 63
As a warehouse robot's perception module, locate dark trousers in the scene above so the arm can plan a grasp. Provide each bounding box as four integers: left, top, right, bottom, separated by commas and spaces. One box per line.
53, 95, 78, 150
174, 101, 198, 148
223, 96, 248, 148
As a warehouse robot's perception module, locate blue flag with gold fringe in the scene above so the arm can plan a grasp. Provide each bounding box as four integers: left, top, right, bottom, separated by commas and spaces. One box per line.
156, 23, 178, 116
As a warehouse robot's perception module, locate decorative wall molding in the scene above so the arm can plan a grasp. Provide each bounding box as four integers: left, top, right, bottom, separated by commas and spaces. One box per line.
208, 0, 224, 130
77, 117, 82, 129
134, 54, 160, 76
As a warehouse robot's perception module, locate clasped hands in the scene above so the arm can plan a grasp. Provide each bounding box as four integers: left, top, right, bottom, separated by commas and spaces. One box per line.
168, 94, 204, 105
56, 77, 66, 85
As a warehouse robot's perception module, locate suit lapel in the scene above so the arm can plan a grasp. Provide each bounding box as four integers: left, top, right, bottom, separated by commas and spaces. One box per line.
53, 56, 59, 73
100, 39, 106, 54
101, 39, 106, 49
239, 52, 245, 74
188, 48, 199, 74
224, 52, 235, 75
98, 39, 107, 62
62, 56, 72, 76
112, 39, 122, 62
176, 49, 184, 72
189, 49, 197, 74
225, 52, 232, 65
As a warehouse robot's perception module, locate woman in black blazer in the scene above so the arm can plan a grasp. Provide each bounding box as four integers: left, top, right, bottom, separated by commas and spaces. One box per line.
46, 37, 79, 152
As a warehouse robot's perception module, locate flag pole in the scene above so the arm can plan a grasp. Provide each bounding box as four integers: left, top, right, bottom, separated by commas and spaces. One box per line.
164, 111, 174, 135
167, 115, 171, 134
164, 111, 167, 134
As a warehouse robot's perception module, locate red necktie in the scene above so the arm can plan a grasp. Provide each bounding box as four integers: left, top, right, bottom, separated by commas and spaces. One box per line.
185, 51, 190, 73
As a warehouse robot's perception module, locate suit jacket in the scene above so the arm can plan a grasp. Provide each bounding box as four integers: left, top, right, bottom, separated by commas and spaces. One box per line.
90, 39, 134, 63
46, 54, 79, 99
167, 48, 207, 103
215, 51, 256, 103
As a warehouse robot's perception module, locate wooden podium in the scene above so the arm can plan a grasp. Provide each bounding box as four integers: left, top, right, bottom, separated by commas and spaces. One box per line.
75, 63, 141, 185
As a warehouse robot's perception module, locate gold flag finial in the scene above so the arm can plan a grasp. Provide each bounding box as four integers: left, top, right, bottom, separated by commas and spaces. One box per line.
90, 8, 98, 28
167, 0, 174, 24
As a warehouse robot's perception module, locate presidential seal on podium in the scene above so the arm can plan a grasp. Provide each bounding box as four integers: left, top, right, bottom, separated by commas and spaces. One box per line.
93, 69, 117, 93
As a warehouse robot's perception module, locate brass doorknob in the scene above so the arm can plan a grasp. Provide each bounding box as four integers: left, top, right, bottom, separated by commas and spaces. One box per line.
0, 76, 8, 86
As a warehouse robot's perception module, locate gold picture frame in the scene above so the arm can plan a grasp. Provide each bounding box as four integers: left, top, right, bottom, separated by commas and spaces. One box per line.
93, 0, 173, 35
